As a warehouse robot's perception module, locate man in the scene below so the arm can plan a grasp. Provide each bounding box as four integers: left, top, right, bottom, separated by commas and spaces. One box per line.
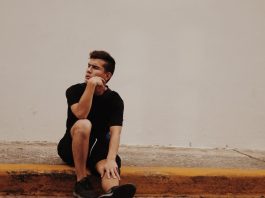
57, 50, 136, 198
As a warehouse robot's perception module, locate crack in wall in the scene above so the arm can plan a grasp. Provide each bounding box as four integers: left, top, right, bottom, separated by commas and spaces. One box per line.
232, 149, 265, 163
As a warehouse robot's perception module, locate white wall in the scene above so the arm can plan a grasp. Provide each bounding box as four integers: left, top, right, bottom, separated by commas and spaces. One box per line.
1, 0, 265, 149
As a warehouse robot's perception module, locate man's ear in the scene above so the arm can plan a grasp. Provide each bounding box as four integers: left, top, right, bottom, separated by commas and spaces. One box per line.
105, 72, 112, 82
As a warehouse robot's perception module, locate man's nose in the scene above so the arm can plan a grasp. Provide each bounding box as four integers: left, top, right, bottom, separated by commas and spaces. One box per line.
87, 66, 92, 73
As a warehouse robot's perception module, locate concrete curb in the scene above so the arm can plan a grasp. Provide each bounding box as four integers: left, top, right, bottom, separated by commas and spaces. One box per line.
1, 164, 265, 197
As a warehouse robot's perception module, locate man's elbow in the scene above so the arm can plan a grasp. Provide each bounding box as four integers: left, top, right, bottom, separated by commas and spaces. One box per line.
71, 104, 89, 119
74, 111, 88, 119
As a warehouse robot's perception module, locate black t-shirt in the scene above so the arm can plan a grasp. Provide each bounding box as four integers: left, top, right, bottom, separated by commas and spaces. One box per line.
65, 83, 124, 140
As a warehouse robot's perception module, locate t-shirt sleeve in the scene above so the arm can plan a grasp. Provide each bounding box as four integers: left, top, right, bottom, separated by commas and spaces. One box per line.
66, 84, 83, 106
109, 92, 124, 126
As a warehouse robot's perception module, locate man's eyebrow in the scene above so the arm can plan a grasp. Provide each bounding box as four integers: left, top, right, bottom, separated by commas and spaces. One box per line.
88, 63, 100, 67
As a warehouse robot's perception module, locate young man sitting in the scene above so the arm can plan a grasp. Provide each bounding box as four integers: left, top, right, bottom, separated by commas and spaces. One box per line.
57, 50, 136, 198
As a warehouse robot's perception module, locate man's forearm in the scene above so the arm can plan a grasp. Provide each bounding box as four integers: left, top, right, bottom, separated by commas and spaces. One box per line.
107, 130, 121, 160
76, 82, 96, 118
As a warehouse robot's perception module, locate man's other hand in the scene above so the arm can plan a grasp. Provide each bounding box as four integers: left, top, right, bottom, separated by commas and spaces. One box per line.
101, 159, 120, 180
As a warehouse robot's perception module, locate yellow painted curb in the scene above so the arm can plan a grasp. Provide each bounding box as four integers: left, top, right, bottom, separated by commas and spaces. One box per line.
0, 164, 74, 172
122, 166, 265, 177
1, 164, 265, 176
0, 164, 265, 196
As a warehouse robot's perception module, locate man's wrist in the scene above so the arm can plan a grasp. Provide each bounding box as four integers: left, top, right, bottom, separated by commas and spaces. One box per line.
86, 80, 97, 88
107, 155, 116, 160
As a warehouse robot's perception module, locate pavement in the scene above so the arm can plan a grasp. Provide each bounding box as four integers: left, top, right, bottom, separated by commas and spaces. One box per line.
0, 141, 265, 197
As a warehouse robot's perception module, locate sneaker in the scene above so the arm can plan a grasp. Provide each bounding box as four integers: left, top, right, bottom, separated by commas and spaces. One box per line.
98, 183, 136, 198
73, 176, 98, 198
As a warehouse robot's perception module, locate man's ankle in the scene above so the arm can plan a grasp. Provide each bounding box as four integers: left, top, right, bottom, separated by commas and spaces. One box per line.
105, 185, 118, 193
77, 175, 88, 182
98, 184, 136, 198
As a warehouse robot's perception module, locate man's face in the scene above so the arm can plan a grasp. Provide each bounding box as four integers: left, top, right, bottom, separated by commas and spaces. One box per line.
85, 59, 111, 82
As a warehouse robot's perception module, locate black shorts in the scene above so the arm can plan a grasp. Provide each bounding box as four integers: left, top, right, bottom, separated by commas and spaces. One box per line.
57, 132, 121, 176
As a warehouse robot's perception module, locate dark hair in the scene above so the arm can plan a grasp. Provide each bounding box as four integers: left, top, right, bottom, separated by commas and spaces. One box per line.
89, 50, 116, 74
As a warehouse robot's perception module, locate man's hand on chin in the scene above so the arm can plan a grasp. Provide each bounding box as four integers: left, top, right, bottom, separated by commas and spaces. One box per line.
86, 76, 106, 95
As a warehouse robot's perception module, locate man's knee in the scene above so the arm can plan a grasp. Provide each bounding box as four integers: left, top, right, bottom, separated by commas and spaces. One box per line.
71, 119, 92, 138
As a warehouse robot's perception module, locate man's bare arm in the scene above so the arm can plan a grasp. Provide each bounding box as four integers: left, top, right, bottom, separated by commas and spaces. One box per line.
71, 77, 105, 119
107, 126, 122, 160
101, 126, 122, 179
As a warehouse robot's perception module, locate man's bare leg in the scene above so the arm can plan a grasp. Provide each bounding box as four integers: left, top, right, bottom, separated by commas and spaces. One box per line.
96, 160, 136, 197
101, 174, 119, 192
96, 160, 119, 192
71, 119, 92, 181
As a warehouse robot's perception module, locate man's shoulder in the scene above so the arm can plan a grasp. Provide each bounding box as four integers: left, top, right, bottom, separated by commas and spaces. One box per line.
107, 89, 124, 104
107, 89, 122, 98
66, 82, 86, 92
65, 82, 86, 98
